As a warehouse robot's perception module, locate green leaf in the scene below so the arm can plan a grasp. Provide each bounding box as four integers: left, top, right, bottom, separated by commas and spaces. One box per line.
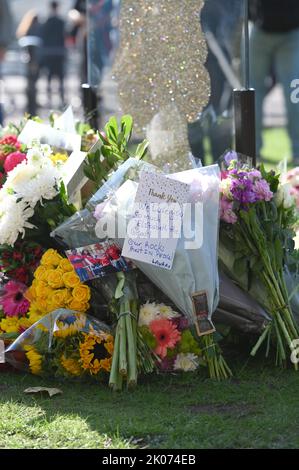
135, 140, 149, 160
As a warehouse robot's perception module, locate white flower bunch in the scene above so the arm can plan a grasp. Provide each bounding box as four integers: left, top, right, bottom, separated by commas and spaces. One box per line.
0, 141, 62, 246
138, 301, 180, 327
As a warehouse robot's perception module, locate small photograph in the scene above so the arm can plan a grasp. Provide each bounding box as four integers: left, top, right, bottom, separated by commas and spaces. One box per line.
192, 291, 216, 336
66, 242, 134, 282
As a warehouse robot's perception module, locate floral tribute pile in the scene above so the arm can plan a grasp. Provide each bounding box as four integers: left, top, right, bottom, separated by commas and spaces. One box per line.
1, 114, 298, 389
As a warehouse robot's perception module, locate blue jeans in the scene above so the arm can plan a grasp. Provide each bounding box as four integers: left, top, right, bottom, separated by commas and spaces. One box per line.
250, 26, 299, 159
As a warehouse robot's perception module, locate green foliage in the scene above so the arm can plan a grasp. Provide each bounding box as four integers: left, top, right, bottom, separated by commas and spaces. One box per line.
84, 115, 148, 190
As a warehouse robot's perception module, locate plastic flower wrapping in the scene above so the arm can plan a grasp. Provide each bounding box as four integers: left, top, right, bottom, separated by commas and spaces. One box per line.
53, 157, 232, 381
5, 309, 113, 381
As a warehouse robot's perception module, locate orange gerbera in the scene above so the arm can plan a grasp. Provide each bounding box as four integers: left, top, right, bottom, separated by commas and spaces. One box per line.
149, 318, 181, 358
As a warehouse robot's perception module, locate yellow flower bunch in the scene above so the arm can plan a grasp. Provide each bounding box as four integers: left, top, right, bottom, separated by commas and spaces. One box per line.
79, 332, 114, 375
26, 249, 91, 325
0, 316, 31, 334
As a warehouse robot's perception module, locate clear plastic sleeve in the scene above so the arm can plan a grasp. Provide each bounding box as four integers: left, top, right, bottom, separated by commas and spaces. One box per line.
5, 309, 113, 380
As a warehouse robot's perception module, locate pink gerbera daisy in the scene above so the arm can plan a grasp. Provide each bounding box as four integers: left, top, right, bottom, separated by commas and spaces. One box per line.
149, 318, 181, 358
0, 281, 30, 317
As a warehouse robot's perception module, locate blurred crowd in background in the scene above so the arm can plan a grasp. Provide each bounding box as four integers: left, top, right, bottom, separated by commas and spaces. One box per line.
0, 0, 298, 166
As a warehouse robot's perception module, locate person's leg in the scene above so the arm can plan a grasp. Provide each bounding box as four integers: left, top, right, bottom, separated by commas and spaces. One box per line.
250, 26, 279, 157
275, 28, 299, 162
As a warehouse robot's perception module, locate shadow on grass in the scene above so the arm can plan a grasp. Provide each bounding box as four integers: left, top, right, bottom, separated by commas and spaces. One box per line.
0, 354, 299, 449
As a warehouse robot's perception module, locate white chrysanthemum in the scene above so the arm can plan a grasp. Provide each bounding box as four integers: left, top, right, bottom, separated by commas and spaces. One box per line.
26, 148, 50, 168
0, 194, 35, 246
3, 161, 60, 208
157, 303, 180, 319
173, 353, 199, 372
138, 301, 161, 327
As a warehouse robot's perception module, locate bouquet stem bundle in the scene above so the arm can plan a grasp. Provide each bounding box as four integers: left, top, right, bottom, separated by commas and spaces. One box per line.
109, 273, 156, 391
239, 209, 299, 368
201, 334, 232, 380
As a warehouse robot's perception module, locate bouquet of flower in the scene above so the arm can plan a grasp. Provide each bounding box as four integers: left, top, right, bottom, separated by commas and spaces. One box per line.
0, 241, 44, 285
0, 249, 91, 339
53, 158, 231, 380
5, 309, 113, 381
139, 302, 202, 372
219, 157, 299, 367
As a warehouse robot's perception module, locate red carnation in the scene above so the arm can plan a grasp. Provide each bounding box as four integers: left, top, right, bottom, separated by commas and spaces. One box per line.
0, 135, 20, 147
13, 252, 23, 261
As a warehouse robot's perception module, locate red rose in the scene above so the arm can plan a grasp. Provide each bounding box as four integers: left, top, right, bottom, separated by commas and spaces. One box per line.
4, 151, 26, 173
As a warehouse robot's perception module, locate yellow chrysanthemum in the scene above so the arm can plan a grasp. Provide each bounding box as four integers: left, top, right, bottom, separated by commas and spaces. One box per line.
18, 317, 31, 331
28, 303, 45, 325
0, 316, 19, 333
24, 345, 42, 375
60, 354, 82, 376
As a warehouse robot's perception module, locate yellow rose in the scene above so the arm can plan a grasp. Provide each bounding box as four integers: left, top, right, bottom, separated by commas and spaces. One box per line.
47, 268, 65, 289
72, 285, 91, 303
25, 285, 36, 302
49, 289, 69, 309
59, 259, 74, 272
34, 265, 48, 281
62, 271, 81, 288
40, 249, 63, 267
69, 299, 89, 312
35, 281, 48, 298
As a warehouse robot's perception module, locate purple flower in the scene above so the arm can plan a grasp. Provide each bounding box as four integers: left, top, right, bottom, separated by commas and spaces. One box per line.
253, 179, 273, 202
220, 198, 238, 224
248, 169, 262, 180
230, 177, 257, 204
158, 356, 175, 372
172, 316, 189, 331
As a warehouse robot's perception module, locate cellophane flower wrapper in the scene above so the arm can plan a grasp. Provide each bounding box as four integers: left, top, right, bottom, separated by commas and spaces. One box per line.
52, 158, 221, 325
5, 308, 113, 381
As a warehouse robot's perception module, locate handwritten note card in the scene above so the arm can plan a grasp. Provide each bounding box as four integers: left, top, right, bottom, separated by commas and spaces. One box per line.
122, 171, 189, 270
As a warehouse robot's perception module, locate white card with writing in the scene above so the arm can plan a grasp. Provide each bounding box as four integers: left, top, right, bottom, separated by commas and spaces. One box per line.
122, 171, 190, 270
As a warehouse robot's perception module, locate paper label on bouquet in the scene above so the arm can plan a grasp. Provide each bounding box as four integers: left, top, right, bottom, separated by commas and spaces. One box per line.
122, 171, 189, 270
62, 150, 88, 198
18, 120, 81, 152
191, 291, 216, 337
65, 241, 135, 282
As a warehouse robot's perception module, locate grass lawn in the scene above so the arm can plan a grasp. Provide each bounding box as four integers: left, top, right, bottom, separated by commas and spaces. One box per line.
0, 358, 299, 449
